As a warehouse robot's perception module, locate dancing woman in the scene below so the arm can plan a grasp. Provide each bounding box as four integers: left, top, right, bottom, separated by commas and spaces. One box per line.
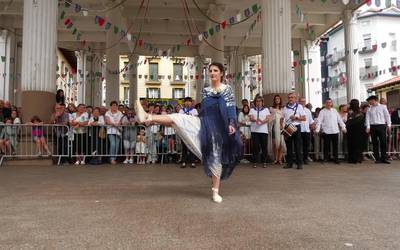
135, 62, 242, 203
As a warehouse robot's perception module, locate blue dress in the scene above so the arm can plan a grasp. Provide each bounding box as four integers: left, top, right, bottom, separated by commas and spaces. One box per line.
170, 84, 242, 180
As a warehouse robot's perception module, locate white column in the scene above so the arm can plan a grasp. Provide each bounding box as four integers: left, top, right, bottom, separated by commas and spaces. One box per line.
21, 0, 57, 121
21, 0, 57, 93
93, 53, 104, 107
241, 55, 251, 102
261, 0, 292, 95
128, 55, 139, 108
194, 57, 203, 102
76, 51, 85, 104
292, 38, 305, 98
344, 9, 360, 102
105, 9, 121, 104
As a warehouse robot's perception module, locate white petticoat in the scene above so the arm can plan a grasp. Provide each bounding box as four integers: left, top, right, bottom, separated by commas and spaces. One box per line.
169, 114, 224, 178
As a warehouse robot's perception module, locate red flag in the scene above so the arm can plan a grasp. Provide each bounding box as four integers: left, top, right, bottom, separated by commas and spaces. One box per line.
187, 39, 191, 46
138, 39, 143, 47
64, 18, 71, 25
221, 21, 227, 29
98, 17, 105, 27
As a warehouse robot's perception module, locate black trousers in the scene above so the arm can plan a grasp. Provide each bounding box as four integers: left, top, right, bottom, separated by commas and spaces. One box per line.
370, 124, 388, 161
54, 135, 69, 163
181, 142, 195, 163
323, 133, 339, 161
301, 132, 311, 162
251, 132, 268, 164
285, 126, 303, 165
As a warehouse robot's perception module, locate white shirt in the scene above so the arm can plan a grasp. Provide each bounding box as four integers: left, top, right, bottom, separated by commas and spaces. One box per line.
105, 110, 124, 135
301, 108, 314, 133
282, 103, 306, 126
70, 112, 89, 134
179, 107, 198, 116
88, 115, 105, 126
316, 108, 346, 134
249, 107, 270, 133
365, 103, 391, 129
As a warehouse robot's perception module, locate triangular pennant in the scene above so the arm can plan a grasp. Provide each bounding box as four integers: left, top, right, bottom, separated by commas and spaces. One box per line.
75, 4, 82, 12
64, 18, 71, 25
381, 42, 387, 48
203, 31, 208, 39
229, 16, 235, 25
60, 10, 66, 20
221, 21, 227, 29
252, 4, 259, 14
208, 27, 214, 36
215, 24, 220, 32
113, 26, 119, 34
353, 48, 358, 54
105, 22, 112, 30
244, 8, 251, 18
72, 28, 77, 35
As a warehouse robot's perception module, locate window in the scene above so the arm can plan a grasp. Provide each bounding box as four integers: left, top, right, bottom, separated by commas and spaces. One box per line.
391, 58, 398, 76
123, 62, 129, 80
390, 33, 397, 51
123, 87, 129, 101
363, 34, 371, 48
172, 88, 185, 99
364, 58, 372, 68
149, 63, 158, 81
173, 63, 183, 81
147, 88, 160, 98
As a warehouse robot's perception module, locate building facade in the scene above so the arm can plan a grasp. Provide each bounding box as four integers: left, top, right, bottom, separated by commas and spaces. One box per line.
325, 6, 400, 105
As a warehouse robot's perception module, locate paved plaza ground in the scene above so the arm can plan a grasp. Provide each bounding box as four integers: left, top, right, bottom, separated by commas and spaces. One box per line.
1, 161, 400, 249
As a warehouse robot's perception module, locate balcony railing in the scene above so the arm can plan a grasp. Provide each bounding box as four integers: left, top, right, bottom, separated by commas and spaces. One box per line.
358, 41, 378, 54
360, 65, 379, 80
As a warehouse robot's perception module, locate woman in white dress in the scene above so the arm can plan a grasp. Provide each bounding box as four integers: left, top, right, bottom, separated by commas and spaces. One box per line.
269, 95, 285, 165
135, 62, 242, 203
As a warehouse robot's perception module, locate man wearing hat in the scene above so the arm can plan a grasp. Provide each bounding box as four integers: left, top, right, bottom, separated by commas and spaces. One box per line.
365, 95, 392, 164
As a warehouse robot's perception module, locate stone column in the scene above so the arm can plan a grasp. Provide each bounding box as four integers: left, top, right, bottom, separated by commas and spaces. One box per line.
0, 29, 18, 103
261, 0, 292, 101
21, 0, 57, 122
105, 8, 121, 104
76, 50, 85, 104
93, 53, 104, 107
193, 57, 202, 103
128, 55, 139, 108
241, 55, 251, 102
292, 38, 306, 99
344, 9, 360, 102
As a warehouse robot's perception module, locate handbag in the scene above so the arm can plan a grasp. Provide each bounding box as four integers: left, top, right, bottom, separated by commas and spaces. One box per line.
98, 127, 106, 139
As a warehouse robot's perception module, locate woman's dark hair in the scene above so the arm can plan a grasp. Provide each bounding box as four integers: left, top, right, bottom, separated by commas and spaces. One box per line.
56, 89, 65, 104
349, 99, 360, 114
338, 104, 347, 112
31, 115, 42, 123
209, 62, 225, 82
93, 107, 101, 113
272, 95, 282, 109
242, 104, 250, 115
110, 101, 118, 107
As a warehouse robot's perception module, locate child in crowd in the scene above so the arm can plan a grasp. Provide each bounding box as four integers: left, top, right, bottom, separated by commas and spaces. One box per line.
30, 116, 51, 156
122, 109, 136, 164
136, 128, 147, 164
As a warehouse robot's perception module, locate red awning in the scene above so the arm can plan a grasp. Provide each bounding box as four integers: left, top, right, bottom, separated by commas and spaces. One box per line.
369, 76, 400, 91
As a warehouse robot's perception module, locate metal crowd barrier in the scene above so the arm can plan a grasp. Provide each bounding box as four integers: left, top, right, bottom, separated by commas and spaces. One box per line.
0, 123, 184, 166
0, 124, 70, 166
1, 123, 399, 166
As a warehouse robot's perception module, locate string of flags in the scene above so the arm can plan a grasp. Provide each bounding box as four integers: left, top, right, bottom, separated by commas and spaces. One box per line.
61, 0, 260, 68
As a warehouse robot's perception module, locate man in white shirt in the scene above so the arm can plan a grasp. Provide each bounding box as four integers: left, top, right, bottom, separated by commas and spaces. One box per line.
299, 97, 314, 165
249, 95, 271, 168
365, 95, 391, 164
315, 98, 346, 164
178, 97, 198, 168
282, 93, 306, 169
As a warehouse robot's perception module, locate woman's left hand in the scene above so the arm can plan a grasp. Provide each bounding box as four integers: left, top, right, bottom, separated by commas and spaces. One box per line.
228, 125, 236, 135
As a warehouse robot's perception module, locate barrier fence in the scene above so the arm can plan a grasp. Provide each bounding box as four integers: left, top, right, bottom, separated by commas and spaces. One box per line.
0, 124, 399, 166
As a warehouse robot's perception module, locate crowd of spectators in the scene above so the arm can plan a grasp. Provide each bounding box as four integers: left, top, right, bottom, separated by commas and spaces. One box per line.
0, 88, 400, 167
